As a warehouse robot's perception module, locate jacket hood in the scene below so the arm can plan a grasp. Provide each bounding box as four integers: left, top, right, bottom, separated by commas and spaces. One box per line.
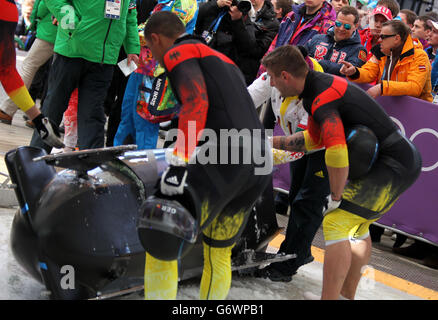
327, 26, 362, 46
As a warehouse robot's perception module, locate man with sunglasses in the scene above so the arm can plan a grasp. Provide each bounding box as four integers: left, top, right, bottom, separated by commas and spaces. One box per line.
305, 6, 367, 76
340, 20, 433, 102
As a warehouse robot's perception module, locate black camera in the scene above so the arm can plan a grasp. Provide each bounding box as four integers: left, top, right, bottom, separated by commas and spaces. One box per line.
231, 0, 252, 15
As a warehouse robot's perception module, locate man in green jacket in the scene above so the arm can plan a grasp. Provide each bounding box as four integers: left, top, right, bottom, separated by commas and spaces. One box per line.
0, 0, 57, 125
30, 0, 140, 152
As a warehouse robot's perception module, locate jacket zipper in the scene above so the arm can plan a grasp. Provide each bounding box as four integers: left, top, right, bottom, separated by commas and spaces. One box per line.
102, 19, 113, 64
387, 54, 393, 82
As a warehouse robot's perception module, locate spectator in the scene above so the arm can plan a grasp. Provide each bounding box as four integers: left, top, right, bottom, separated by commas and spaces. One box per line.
340, 20, 433, 102
330, 0, 349, 14
21, 0, 35, 26
271, 0, 293, 21
306, 5, 367, 76
250, 48, 331, 282
259, 0, 336, 73
254, 0, 335, 282
399, 9, 416, 30
412, 15, 433, 49
355, 0, 368, 30
426, 19, 438, 62
355, 0, 368, 10
425, 12, 438, 22
432, 54, 438, 91
375, 0, 399, 17
195, 0, 279, 84
114, 0, 198, 150
29, 0, 140, 153
103, 0, 155, 147
359, 5, 392, 60
0, 0, 57, 125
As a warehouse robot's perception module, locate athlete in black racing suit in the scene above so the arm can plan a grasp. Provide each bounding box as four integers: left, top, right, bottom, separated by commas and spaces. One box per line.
264, 45, 421, 300
140, 11, 272, 300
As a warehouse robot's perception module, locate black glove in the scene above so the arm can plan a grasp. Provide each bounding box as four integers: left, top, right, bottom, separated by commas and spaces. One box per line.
160, 165, 188, 196
32, 114, 65, 149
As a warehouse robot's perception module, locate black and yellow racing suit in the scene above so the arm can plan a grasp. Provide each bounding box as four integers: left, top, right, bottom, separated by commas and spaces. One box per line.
144, 34, 271, 299
300, 70, 421, 245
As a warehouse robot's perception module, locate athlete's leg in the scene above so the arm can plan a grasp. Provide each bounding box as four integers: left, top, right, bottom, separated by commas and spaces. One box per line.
198, 168, 269, 300
341, 235, 372, 300
144, 252, 178, 300
1, 38, 54, 117
322, 239, 351, 300
200, 243, 233, 300
0, 19, 35, 115
200, 206, 248, 300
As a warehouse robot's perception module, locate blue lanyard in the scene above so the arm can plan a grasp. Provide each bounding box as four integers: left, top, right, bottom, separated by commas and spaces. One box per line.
208, 11, 227, 33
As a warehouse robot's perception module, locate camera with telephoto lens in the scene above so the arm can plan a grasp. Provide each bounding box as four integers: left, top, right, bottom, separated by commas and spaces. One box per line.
231, 0, 252, 15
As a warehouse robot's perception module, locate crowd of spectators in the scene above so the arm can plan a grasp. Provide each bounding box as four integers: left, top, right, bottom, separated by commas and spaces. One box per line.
4, 0, 438, 278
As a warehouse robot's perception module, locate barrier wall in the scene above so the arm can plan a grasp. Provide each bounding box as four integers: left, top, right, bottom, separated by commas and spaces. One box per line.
273, 86, 438, 245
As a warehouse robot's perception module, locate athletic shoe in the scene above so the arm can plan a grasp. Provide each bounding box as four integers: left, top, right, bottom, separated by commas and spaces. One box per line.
0, 110, 12, 125
256, 255, 315, 282
256, 265, 295, 282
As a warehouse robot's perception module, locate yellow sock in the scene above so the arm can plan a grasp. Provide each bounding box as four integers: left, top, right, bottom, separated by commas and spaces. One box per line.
144, 252, 178, 300
200, 244, 233, 300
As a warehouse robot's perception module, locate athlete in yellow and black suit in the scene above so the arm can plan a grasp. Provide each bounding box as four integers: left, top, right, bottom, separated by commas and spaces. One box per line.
141, 12, 271, 300
300, 70, 421, 245
265, 45, 421, 299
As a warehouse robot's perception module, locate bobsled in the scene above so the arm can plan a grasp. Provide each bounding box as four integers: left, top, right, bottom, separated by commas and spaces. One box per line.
5, 145, 292, 300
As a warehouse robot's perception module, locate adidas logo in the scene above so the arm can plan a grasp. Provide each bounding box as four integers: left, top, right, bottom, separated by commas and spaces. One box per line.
166, 175, 179, 185
314, 171, 324, 178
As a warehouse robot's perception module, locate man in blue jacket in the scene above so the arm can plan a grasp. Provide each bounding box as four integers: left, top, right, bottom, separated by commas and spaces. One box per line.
305, 5, 367, 76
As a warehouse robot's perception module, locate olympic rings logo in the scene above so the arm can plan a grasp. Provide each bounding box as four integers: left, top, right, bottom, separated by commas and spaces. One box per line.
390, 116, 438, 172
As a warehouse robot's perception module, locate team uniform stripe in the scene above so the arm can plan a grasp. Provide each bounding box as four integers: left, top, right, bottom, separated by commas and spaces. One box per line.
164, 43, 236, 72
311, 76, 348, 115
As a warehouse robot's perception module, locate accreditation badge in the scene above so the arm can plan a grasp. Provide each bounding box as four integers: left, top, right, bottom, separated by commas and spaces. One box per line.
105, 0, 121, 20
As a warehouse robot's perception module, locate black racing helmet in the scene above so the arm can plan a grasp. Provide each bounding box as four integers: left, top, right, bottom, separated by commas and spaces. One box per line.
137, 188, 200, 261
345, 125, 379, 180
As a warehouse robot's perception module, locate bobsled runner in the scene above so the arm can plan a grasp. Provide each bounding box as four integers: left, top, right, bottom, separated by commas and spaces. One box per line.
6, 145, 295, 300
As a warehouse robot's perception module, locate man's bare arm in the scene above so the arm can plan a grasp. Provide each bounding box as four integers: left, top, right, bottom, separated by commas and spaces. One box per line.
272, 131, 307, 153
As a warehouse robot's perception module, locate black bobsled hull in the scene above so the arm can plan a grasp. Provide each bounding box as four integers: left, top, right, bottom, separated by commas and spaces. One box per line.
6, 146, 284, 299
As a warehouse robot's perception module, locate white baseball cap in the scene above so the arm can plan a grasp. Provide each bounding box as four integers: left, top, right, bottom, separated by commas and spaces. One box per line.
427, 19, 438, 31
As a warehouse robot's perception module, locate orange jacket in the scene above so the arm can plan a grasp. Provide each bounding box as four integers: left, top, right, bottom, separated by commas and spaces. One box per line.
349, 35, 433, 102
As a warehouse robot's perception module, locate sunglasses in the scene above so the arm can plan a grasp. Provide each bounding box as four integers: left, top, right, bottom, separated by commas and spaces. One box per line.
335, 21, 352, 30
379, 34, 397, 40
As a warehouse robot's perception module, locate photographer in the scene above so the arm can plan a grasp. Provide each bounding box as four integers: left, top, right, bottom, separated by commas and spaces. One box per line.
195, 0, 279, 84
